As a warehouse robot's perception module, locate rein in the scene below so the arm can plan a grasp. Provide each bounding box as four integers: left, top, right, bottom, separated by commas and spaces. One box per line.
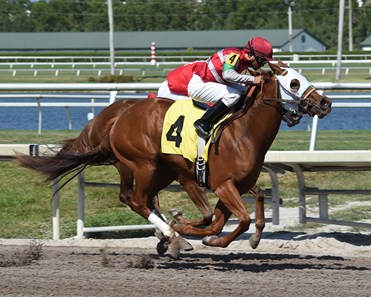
211, 71, 315, 154
260, 77, 291, 117
261, 78, 318, 115
212, 85, 257, 154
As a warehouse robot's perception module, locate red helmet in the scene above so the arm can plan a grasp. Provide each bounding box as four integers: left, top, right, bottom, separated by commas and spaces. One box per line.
245, 37, 273, 61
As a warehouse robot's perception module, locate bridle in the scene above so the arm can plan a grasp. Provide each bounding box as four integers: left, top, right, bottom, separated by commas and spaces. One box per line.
260, 75, 300, 111
260, 68, 321, 118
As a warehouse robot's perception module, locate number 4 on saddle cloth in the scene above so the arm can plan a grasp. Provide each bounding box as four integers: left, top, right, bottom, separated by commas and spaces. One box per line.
161, 99, 232, 187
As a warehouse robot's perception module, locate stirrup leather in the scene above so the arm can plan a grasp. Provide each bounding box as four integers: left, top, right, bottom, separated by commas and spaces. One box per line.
195, 136, 208, 187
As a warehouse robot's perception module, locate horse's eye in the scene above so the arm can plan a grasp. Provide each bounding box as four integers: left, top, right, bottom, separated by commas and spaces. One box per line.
290, 79, 300, 92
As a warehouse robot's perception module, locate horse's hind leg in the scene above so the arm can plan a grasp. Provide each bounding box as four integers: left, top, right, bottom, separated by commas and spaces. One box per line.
121, 162, 191, 258
248, 185, 265, 249
116, 163, 134, 205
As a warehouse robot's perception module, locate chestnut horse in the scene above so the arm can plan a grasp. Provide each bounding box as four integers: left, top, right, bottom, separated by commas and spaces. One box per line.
17, 61, 331, 257
60, 98, 213, 227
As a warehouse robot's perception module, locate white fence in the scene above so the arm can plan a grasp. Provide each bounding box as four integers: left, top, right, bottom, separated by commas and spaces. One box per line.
0, 82, 370, 144
0, 82, 370, 239
0, 53, 371, 63
1, 54, 371, 79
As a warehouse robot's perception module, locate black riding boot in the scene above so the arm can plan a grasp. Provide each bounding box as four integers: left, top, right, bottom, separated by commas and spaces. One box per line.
194, 100, 230, 138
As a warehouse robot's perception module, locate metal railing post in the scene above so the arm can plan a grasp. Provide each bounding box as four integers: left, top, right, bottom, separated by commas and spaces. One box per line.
309, 115, 319, 151
52, 180, 60, 240
36, 96, 42, 134
109, 90, 118, 104
76, 171, 85, 239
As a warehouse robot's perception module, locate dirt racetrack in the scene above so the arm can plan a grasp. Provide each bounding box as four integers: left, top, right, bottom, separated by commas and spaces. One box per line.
1, 230, 371, 297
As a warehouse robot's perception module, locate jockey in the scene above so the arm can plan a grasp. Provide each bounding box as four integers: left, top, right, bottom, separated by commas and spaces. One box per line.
157, 36, 274, 138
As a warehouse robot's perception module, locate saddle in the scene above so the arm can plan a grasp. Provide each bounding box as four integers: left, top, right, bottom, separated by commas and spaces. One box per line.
161, 86, 256, 187
192, 100, 214, 110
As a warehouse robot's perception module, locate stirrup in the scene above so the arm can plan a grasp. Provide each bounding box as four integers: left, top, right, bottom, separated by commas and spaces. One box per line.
194, 120, 211, 138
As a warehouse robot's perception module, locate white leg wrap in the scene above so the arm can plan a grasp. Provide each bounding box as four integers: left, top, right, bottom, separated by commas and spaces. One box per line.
148, 213, 175, 238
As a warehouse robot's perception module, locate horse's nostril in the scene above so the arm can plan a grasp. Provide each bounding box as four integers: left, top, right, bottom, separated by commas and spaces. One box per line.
320, 99, 331, 109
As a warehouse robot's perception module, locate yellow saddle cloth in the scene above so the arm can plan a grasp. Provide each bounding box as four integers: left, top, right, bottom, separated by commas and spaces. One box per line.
161, 99, 219, 162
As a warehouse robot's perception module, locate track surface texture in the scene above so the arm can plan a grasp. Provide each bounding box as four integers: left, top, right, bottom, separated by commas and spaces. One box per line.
1, 231, 371, 297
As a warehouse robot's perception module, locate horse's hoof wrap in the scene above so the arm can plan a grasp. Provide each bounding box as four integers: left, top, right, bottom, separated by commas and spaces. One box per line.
154, 228, 164, 240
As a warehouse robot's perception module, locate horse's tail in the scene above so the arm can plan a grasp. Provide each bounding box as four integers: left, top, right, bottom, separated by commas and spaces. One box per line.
16, 116, 119, 183
60, 120, 94, 153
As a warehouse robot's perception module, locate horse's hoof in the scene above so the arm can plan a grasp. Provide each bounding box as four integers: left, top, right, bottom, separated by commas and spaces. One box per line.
154, 228, 164, 240
168, 238, 181, 259
176, 235, 194, 251
202, 235, 218, 246
249, 235, 261, 249
156, 239, 169, 255
169, 208, 182, 218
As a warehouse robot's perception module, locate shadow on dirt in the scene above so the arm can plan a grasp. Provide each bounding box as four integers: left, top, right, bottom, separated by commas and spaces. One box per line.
150, 252, 371, 272
214, 230, 371, 247
261, 231, 371, 246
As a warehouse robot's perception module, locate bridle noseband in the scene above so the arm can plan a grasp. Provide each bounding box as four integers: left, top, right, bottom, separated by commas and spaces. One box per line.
260, 68, 322, 118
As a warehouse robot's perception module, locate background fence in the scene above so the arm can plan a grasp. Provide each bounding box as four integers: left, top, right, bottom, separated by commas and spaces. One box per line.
0, 81, 370, 146
0, 81, 370, 239
0, 54, 371, 80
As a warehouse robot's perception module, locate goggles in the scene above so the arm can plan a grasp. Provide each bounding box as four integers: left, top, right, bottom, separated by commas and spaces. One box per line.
255, 55, 267, 66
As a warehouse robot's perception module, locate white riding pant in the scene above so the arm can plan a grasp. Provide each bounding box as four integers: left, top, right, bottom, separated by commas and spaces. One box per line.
188, 74, 246, 107
157, 80, 189, 101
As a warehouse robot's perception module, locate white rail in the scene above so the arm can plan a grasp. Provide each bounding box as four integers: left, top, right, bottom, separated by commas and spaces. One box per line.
0, 53, 370, 63
2, 60, 371, 67
0, 82, 161, 91
1, 56, 370, 79
0, 82, 370, 143
0, 81, 369, 239
0, 93, 147, 134
0, 81, 370, 91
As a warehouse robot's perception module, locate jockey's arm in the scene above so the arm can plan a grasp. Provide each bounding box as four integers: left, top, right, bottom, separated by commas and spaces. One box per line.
222, 67, 254, 85
222, 56, 255, 85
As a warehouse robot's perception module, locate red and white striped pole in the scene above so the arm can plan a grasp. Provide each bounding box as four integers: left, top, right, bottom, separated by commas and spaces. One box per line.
150, 42, 156, 65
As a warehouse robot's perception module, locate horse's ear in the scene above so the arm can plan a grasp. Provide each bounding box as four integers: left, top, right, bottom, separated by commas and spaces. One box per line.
268, 59, 287, 75
278, 60, 289, 68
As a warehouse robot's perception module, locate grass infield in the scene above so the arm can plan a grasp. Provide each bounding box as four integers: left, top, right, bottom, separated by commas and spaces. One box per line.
0, 129, 370, 239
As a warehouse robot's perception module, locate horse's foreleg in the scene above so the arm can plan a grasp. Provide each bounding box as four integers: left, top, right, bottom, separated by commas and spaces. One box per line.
248, 185, 265, 249
202, 180, 251, 248
170, 177, 213, 227
172, 198, 231, 237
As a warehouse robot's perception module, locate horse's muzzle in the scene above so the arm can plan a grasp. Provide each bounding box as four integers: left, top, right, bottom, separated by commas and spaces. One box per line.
301, 94, 332, 118
318, 96, 332, 118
